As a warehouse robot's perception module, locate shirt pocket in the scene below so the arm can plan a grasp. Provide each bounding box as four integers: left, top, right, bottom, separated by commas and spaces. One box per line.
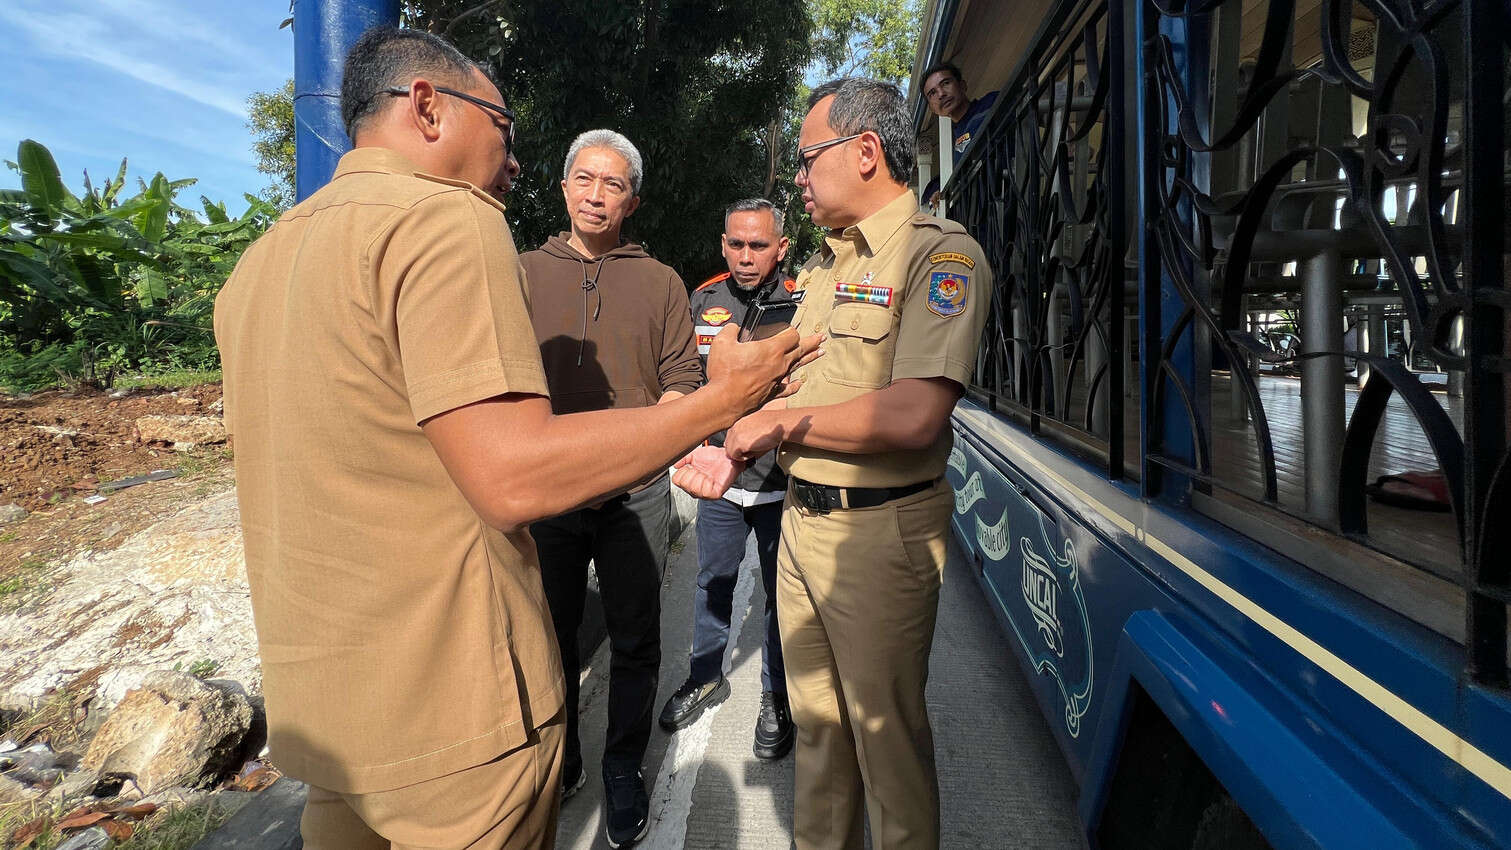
825, 303, 897, 389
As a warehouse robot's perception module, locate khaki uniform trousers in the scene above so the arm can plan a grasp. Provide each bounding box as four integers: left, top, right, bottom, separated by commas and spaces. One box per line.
300, 712, 565, 850
777, 480, 952, 850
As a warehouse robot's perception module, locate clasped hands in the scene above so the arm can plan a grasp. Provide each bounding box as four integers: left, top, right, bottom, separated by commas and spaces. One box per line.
672, 325, 821, 499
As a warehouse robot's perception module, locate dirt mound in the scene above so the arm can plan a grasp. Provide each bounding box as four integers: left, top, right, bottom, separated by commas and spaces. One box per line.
0, 384, 224, 513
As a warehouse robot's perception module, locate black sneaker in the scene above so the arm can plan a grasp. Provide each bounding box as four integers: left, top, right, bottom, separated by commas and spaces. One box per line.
561, 759, 586, 801
753, 690, 793, 760
657, 675, 729, 731
603, 768, 650, 848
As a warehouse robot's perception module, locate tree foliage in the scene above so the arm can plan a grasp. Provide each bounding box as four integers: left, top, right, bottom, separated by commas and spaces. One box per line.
400, 0, 811, 282
810, 0, 923, 85
247, 79, 296, 210
0, 141, 275, 390
254, 1, 924, 279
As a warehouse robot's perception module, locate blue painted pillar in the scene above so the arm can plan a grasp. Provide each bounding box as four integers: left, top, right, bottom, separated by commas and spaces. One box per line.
293, 0, 400, 201
1136, 3, 1208, 501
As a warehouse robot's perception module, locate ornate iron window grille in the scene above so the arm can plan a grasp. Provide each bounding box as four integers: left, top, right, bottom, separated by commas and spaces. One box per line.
943, 0, 1509, 684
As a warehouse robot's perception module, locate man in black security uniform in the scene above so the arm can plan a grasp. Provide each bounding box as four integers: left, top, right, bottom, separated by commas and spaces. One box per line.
659, 198, 796, 759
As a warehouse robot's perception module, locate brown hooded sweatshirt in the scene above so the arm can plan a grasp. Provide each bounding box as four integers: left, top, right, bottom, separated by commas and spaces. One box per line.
521, 233, 702, 417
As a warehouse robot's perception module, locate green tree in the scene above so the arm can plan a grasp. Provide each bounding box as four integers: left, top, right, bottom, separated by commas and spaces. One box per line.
0, 140, 274, 389
247, 79, 296, 209
404, 0, 812, 282
810, 0, 923, 85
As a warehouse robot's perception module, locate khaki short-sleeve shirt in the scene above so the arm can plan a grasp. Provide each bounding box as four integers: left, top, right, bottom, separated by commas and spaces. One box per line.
213, 148, 563, 794
778, 191, 991, 488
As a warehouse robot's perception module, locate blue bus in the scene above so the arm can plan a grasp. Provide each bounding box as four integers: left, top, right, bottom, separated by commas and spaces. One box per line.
913, 0, 1510, 846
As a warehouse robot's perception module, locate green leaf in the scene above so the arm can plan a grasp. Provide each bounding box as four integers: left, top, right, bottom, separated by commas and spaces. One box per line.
0, 249, 72, 305
136, 174, 170, 242
17, 140, 77, 216
201, 197, 229, 224
136, 269, 169, 306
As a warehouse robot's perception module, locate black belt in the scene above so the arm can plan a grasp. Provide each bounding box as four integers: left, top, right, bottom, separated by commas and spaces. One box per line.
790, 477, 937, 513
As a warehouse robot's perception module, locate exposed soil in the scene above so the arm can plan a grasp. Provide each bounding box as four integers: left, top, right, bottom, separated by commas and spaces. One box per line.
0, 384, 233, 578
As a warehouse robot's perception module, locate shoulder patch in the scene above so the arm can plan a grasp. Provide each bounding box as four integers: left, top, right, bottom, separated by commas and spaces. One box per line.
927, 271, 969, 318
929, 251, 975, 269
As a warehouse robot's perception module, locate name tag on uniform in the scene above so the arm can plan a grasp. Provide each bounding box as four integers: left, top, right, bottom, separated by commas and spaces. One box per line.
834, 282, 893, 307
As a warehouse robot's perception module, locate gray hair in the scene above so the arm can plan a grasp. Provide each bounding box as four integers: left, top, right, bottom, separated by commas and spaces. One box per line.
563, 129, 644, 195
807, 77, 916, 183
723, 198, 783, 234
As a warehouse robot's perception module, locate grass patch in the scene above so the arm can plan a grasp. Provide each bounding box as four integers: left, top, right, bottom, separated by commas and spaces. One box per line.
0, 686, 88, 753
113, 370, 222, 392
0, 558, 51, 607
0, 797, 233, 850
117, 800, 232, 850
0, 798, 68, 850
172, 446, 231, 480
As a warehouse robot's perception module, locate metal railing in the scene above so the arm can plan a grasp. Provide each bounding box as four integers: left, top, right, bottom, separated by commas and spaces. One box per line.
945, 0, 1128, 478
943, 0, 1510, 683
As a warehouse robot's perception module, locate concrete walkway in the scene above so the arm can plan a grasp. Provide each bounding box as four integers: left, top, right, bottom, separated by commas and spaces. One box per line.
556, 520, 1083, 849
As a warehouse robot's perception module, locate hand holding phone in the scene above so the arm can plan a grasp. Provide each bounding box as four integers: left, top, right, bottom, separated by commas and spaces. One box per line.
739, 299, 799, 342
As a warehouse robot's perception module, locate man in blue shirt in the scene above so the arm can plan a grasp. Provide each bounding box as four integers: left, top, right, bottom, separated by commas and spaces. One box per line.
919, 61, 998, 208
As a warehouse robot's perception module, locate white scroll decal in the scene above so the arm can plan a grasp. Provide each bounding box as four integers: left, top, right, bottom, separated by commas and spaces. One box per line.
975, 509, 1011, 561
947, 445, 968, 477
954, 471, 985, 515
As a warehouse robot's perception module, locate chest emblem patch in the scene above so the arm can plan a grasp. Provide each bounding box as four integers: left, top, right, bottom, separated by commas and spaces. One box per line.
927, 272, 968, 317
700, 306, 733, 325
834, 282, 893, 307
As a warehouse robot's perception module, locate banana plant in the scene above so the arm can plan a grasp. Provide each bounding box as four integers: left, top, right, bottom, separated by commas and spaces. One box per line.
1, 139, 272, 387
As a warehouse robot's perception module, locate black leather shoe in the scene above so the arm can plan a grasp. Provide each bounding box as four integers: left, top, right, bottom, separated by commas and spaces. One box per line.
603, 768, 650, 848
561, 758, 586, 801
658, 675, 729, 732
753, 690, 793, 760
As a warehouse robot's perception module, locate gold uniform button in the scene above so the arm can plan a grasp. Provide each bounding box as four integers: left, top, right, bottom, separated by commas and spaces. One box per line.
850, 318, 860, 330
812, 322, 822, 333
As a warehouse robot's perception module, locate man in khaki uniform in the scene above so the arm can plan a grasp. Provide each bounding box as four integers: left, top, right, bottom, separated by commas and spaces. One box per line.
677, 77, 991, 850
214, 27, 815, 850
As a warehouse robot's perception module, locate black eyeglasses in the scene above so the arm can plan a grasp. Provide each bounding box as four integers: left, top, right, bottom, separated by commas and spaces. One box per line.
795, 133, 861, 180
383, 86, 516, 156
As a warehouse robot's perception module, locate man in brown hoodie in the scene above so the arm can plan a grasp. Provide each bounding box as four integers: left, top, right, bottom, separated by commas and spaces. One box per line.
521, 129, 700, 849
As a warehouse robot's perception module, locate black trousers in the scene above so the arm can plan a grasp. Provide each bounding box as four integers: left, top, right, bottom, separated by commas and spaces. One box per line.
530, 475, 671, 777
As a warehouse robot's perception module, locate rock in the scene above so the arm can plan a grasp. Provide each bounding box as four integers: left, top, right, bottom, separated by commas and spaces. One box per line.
173, 442, 198, 452
0, 741, 69, 786
141, 785, 209, 810
175, 396, 201, 407
189, 778, 306, 850
82, 672, 252, 796
134, 416, 226, 446
211, 789, 257, 819
0, 773, 44, 804
0, 503, 26, 524
92, 667, 159, 717
208, 399, 224, 414
56, 826, 111, 850
46, 767, 102, 804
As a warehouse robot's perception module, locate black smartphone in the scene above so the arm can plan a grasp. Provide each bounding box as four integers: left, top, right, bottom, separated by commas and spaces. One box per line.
739, 299, 799, 342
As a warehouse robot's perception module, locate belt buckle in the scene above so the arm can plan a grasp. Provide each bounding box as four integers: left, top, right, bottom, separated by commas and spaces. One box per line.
794, 481, 830, 514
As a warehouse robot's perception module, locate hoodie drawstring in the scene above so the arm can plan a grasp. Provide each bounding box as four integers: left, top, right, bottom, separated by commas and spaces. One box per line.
578, 256, 607, 366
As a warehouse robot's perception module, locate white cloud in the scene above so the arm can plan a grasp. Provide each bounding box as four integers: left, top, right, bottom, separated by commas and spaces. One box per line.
0, 5, 256, 118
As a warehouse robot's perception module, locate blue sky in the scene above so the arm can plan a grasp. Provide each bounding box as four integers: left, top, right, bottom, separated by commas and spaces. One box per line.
0, 0, 293, 216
